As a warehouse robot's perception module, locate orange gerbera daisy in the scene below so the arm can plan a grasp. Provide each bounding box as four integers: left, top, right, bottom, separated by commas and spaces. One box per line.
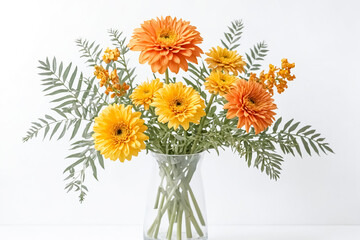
128, 16, 203, 74
224, 79, 277, 134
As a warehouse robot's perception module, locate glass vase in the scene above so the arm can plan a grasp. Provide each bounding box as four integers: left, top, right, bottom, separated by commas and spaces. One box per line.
144, 152, 208, 240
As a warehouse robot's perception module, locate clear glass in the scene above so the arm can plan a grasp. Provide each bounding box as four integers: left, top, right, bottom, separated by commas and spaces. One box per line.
144, 152, 208, 240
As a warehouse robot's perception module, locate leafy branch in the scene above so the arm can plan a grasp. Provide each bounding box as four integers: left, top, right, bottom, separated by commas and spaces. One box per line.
242, 41, 269, 78
220, 20, 244, 51
22, 115, 87, 142
185, 62, 209, 101
76, 39, 102, 67
230, 118, 333, 180
108, 29, 137, 93
23, 56, 108, 201
189, 111, 333, 180
271, 117, 334, 157
63, 139, 105, 202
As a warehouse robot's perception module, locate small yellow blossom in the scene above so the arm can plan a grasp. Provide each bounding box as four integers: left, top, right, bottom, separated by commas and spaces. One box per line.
249, 58, 295, 95
102, 48, 120, 64
94, 66, 129, 98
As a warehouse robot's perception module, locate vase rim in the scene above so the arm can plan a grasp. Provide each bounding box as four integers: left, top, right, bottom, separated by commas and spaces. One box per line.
149, 150, 205, 157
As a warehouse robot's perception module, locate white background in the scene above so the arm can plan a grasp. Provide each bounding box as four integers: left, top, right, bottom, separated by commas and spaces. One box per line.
1, 0, 360, 230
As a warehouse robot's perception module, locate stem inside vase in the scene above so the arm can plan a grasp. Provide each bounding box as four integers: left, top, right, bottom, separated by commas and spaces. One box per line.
144, 153, 207, 240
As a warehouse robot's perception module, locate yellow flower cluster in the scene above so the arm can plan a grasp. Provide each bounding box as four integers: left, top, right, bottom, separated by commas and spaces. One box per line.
102, 48, 120, 64
249, 58, 295, 95
94, 65, 129, 98
94, 65, 108, 87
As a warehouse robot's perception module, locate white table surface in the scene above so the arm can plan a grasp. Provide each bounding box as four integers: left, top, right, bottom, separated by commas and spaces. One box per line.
0, 225, 359, 240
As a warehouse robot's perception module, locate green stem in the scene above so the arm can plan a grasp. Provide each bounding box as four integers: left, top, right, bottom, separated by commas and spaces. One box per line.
161, 165, 192, 214
181, 187, 204, 238
184, 190, 192, 238
165, 68, 170, 84
179, 164, 205, 237
190, 94, 216, 153
177, 206, 183, 240
183, 130, 188, 154
119, 51, 135, 93
189, 187, 206, 226
147, 160, 205, 239
167, 199, 172, 222
167, 201, 178, 239
147, 163, 184, 236
147, 187, 175, 237
154, 193, 166, 238
154, 176, 164, 209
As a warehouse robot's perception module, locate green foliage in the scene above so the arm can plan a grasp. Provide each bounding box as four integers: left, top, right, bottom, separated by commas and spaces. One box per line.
63, 139, 104, 202
185, 62, 209, 101
23, 56, 109, 201
24, 29, 138, 201
242, 41, 269, 78
187, 114, 333, 180
108, 29, 136, 93
23, 58, 107, 141
221, 20, 244, 51
271, 118, 334, 157
76, 39, 103, 67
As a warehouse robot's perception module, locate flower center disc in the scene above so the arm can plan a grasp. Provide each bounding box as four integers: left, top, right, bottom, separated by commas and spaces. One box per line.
114, 123, 130, 143
158, 30, 177, 45
248, 97, 256, 105
170, 98, 187, 113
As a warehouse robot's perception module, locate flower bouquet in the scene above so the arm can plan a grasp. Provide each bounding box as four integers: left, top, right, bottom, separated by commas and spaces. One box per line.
24, 16, 333, 240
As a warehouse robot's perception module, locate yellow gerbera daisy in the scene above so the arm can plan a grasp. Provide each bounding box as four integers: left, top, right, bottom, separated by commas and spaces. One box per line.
130, 78, 163, 110
205, 46, 246, 76
151, 82, 205, 130
93, 104, 149, 162
205, 71, 238, 96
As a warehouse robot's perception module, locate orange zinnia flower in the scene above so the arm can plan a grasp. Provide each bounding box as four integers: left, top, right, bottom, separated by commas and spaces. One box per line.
224, 79, 277, 134
128, 16, 203, 74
